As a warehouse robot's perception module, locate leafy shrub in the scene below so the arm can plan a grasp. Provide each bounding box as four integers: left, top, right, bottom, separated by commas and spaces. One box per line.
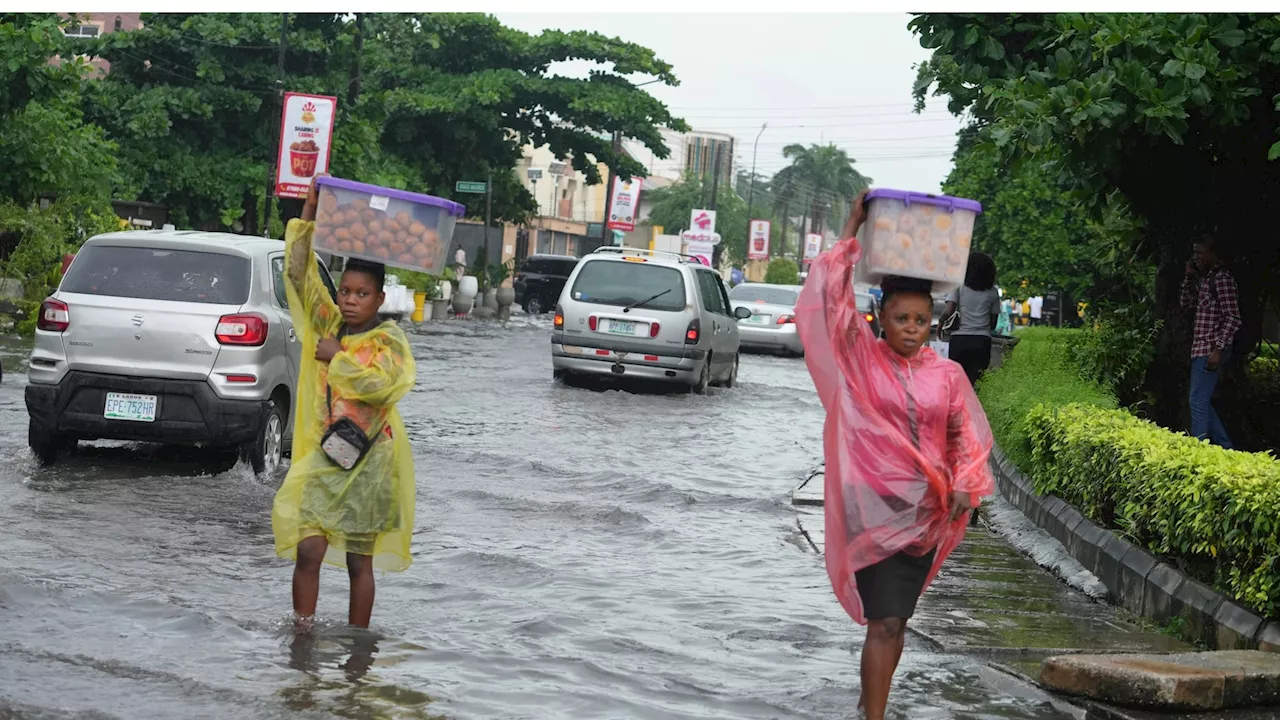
1070, 304, 1162, 405
764, 258, 799, 285
976, 327, 1117, 469
1027, 403, 1280, 617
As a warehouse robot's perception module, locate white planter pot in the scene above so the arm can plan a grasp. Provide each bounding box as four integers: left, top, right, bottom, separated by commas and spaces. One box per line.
458, 275, 479, 300
439, 280, 453, 301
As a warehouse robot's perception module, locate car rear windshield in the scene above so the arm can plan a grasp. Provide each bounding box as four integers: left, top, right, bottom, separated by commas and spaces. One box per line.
730, 285, 799, 306
570, 260, 686, 312
856, 293, 874, 312
62, 244, 252, 304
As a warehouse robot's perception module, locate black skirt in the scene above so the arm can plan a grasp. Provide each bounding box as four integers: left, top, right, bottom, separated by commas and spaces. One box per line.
854, 548, 937, 620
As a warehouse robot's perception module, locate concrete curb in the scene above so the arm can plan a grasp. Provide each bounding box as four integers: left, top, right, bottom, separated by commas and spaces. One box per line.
989, 447, 1273, 653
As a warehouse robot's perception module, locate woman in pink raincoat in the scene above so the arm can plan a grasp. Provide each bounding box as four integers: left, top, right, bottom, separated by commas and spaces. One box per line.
795, 191, 994, 720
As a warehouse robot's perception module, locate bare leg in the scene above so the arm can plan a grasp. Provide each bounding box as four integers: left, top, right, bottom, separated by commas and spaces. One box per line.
293, 536, 329, 624
347, 552, 375, 628
858, 617, 907, 720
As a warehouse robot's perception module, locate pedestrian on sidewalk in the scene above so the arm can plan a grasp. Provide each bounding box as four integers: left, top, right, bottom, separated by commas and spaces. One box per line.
942, 251, 1001, 387
1180, 234, 1241, 449
273, 177, 419, 630
795, 191, 995, 720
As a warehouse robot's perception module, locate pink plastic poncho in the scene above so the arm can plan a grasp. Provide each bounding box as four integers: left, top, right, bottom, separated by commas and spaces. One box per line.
796, 233, 995, 625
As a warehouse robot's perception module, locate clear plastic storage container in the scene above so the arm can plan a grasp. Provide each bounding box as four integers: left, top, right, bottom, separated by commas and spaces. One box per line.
314, 177, 466, 274
855, 189, 982, 294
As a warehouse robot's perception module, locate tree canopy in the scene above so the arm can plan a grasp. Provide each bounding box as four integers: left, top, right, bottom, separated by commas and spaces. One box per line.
769, 143, 871, 236
77, 12, 688, 233
644, 173, 754, 266
911, 12, 1280, 438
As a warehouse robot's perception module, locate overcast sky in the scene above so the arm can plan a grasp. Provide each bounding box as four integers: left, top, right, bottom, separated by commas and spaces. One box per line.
496, 13, 966, 199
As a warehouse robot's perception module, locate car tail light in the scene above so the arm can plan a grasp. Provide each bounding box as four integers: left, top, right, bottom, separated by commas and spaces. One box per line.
216, 313, 268, 346
649, 322, 661, 338
865, 313, 875, 323
554, 306, 565, 329
38, 298, 70, 333
776, 314, 796, 325
588, 315, 598, 331
685, 318, 701, 344
222, 374, 258, 383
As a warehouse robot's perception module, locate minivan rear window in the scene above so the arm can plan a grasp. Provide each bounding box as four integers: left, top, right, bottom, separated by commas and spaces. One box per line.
730, 285, 799, 306
570, 260, 686, 312
856, 293, 874, 312
62, 245, 251, 304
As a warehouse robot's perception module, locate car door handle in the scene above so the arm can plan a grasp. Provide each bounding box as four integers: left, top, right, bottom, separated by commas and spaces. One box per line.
288, 328, 297, 342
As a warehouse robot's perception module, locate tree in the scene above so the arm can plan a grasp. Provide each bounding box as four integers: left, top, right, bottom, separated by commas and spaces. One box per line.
80, 13, 688, 233
943, 137, 1151, 304
911, 13, 1280, 442
644, 173, 752, 265
770, 143, 871, 236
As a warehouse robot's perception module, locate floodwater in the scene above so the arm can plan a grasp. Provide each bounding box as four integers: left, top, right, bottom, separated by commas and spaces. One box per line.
0, 319, 1069, 719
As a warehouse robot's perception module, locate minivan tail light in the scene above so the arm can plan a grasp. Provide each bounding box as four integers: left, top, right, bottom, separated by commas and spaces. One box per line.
588, 315, 598, 331
216, 313, 268, 346
776, 314, 796, 325
685, 318, 700, 344
554, 305, 565, 329
649, 322, 661, 338
38, 298, 70, 333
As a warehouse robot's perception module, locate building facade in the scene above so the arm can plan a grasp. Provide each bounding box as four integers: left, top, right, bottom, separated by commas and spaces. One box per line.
58, 13, 143, 74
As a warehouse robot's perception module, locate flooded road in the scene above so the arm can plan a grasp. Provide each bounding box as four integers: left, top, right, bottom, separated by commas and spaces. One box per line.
0, 318, 1069, 719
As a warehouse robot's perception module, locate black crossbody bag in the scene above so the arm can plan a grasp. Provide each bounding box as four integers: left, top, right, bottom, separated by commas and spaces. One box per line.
319, 327, 378, 471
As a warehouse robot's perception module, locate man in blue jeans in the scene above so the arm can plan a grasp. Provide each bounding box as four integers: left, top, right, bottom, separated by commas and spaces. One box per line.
1179, 236, 1242, 448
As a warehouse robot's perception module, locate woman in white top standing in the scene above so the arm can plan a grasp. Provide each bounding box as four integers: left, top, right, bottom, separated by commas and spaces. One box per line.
943, 252, 1000, 387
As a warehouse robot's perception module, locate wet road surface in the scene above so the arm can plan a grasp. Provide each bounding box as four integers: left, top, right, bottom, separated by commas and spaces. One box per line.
0, 319, 1071, 719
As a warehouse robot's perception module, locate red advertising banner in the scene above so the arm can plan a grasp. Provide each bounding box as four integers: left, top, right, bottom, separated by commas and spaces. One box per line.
748, 219, 770, 260
275, 92, 338, 199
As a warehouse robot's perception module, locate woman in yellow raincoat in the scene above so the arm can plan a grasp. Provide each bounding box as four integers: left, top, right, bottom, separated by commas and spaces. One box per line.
273, 179, 417, 629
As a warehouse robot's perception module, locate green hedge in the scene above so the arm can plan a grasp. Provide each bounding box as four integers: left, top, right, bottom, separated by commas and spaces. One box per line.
1027, 403, 1280, 616
976, 327, 1117, 469
980, 329, 1280, 617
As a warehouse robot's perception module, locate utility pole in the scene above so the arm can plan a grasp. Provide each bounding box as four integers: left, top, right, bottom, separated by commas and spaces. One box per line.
485, 170, 494, 278
599, 130, 622, 249
709, 145, 723, 269
262, 12, 288, 237
347, 13, 364, 106
797, 194, 809, 266
744, 123, 767, 232
777, 198, 789, 258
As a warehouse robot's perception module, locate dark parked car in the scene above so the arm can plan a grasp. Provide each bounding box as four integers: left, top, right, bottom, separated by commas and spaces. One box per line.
514, 254, 579, 315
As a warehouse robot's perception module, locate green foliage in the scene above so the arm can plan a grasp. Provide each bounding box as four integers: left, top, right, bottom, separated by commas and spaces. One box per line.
81, 12, 687, 232
976, 328, 1118, 469
770, 143, 871, 236
1070, 305, 1163, 405
645, 173, 752, 265
943, 141, 1153, 301
1027, 402, 1280, 617
763, 257, 800, 286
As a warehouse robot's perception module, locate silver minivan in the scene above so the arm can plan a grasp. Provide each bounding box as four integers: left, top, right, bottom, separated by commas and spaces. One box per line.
550, 247, 751, 393
25, 230, 336, 473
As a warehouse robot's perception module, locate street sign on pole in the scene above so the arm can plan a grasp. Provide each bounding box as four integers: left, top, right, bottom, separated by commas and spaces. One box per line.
456, 181, 487, 194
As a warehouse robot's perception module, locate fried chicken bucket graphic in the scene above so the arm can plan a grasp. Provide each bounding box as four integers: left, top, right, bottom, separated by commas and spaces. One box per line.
289, 102, 322, 177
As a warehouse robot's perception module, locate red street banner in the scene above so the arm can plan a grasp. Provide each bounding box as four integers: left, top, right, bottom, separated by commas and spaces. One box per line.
275, 92, 338, 199
607, 177, 643, 231
748, 219, 770, 260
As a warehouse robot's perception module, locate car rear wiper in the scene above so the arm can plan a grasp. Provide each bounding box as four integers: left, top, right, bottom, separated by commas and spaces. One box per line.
623, 288, 672, 313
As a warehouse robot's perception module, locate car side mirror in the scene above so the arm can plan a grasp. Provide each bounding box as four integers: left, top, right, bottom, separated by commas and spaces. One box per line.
734, 306, 752, 320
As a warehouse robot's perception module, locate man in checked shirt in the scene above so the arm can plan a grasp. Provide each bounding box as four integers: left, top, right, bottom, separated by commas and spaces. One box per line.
1180, 235, 1243, 448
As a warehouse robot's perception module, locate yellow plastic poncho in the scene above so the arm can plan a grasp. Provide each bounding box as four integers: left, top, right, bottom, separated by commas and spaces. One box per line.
272, 219, 418, 572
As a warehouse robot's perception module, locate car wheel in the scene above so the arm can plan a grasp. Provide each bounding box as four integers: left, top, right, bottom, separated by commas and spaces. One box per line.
240, 399, 285, 476
724, 355, 739, 389
691, 356, 711, 395
525, 295, 546, 315
29, 419, 67, 467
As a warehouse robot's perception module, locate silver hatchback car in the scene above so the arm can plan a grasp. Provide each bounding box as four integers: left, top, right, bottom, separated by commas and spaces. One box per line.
550, 247, 751, 393
25, 230, 337, 473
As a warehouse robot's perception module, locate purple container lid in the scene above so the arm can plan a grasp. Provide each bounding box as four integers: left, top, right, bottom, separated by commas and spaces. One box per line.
865, 188, 982, 214
317, 176, 466, 217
